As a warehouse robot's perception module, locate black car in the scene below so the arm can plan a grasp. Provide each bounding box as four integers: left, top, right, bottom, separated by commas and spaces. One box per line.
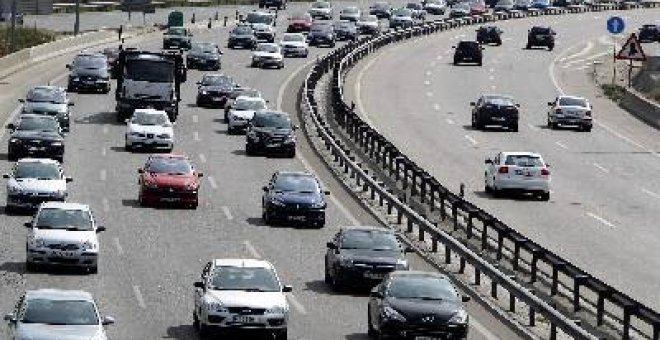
195, 74, 236, 108
307, 23, 336, 47
526, 26, 555, 50
261, 171, 329, 227
7, 115, 64, 162
259, 0, 286, 10
187, 42, 222, 70
325, 226, 411, 291
453, 41, 483, 66
470, 94, 520, 131
66, 52, 111, 93
638, 24, 660, 43
476, 25, 502, 45
368, 271, 471, 339
334, 20, 359, 41
20, 86, 73, 132
101, 47, 120, 79
227, 25, 258, 49
246, 111, 297, 157
369, 2, 392, 18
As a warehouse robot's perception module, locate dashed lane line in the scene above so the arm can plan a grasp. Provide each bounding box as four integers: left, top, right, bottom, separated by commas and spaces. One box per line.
243, 240, 262, 259
101, 147, 107, 156
102, 126, 109, 135
426, 91, 433, 97
198, 153, 207, 163
102, 198, 110, 212
193, 131, 200, 141
464, 135, 478, 146
286, 294, 308, 315
208, 176, 217, 189
586, 212, 617, 228
132, 285, 146, 309
221, 206, 233, 220
446, 118, 455, 125
100, 169, 107, 181
592, 163, 610, 173
192, 114, 199, 123
555, 141, 568, 150
424, 80, 431, 86
114, 238, 124, 256
642, 188, 660, 199
433, 104, 440, 111
560, 41, 594, 62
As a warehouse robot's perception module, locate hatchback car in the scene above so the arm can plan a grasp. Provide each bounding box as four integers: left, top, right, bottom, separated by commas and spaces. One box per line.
389, 8, 414, 29
476, 25, 503, 45
25, 202, 105, 272
246, 111, 297, 157
4, 289, 115, 340
308, 1, 333, 19
4, 158, 71, 212
228, 25, 258, 49
547, 95, 592, 131
638, 24, 660, 43
484, 152, 551, 200
453, 40, 483, 65
7, 114, 64, 162
405, 2, 427, 19
449, 2, 471, 17
125, 109, 174, 151
193, 259, 291, 339
66, 52, 111, 93
494, 0, 514, 11
137, 154, 203, 208
356, 15, 380, 35
187, 42, 222, 70
20, 86, 73, 132
280, 33, 309, 58
227, 96, 268, 134
369, 2, 392, 18
287, 12, 313, 33
307, 23, 337, 47
261, 171, 329, 227
527, 26, 555, 50
196, 73, 237, 108
251, 43, 284, 69
325, 226, 411, 290
471, 94, 520, 131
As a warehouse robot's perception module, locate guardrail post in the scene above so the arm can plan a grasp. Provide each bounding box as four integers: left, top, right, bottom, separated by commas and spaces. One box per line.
481, 221, 489, 250
550, 322, 557, 340
529, 290, 536, 327
410, 169, 418, 196
445, 246, 451, 264
451, 201, 459, 231
458, 257, 466, 274
509, 289, 516, 313
511, 235, 527, 271
529, 247, 544, 283
474, 266, 481, 285
491, 273, 498, 298
572, 274, 589, 312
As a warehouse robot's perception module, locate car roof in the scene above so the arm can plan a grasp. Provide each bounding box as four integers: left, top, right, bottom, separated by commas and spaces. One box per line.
501, 151, 543, 158
213, 258, 274, 269
389, 270, 451, 280
275, 170, 314, 178
339, 225, 394, 233
19, 114, 57, 120
40, 201, 90, 211
255, 110, 289, 117
557, 95, 586, 101
76, 52, 105, 58
235, 95, 265, 102
482, 94, 514, 100
26, 289, 94, 301
30, 85, 65, 92
16, 158, 60, 165
133, 108, 167, 115
257, 42, 279, 48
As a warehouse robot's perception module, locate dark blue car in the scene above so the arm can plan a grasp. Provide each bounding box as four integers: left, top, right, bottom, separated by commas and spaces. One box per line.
261, 171, 329, 227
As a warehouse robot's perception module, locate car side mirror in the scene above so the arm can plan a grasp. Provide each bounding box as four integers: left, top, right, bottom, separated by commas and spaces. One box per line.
137, 168, 144, 174
18, 99, 24, 103
515, 103, 520, 107
4, 313, 16, 322
101, 316, 115, 325
65, 177, 73, 183
326, 242, 337, 249
193, 281, 204, 288
24, 222, 31, 228
197, 172, 203, 178
323, 190, 330, 195
461, 295, 471, 302
163, 32, 167, 35
547, 102, 553, 106
6, 123, 15, 130
404, 246, 414, 253
485, 158, 493, 164
469, 102, 475, 106
96, 226, 106, 233
2, 174, 9, 179
196, 81, 201, 85
65, 64, 71, 69
262, 186, 269, 192
282, 285, 293, 292
68, 102, 75, 106
369, 289, 383, 298
451, 46, 456, 48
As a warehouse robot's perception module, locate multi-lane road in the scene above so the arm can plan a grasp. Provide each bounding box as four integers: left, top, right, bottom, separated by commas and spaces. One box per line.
346, 8, 660, 310
0, 3, 526, 339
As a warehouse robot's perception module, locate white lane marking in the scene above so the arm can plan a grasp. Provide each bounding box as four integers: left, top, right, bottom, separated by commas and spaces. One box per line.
208, 176, 218, 189
102, 126, 108, 135
424, 80, 431, 86
464, 135, 478, 146
586, 212, 616, 228
490, 85, 496, 90
199, 153, 207, 163
574, 65, 591, 70
595, 121, 646, 151
114, 237, 124, 256
471, 318, 502, 340
353, 48, 385, 127
561, 51, 608, 68
243, 240, 262, 259
433, 104, 440, 111
592, 163, 610, 173
286, 294, 308, 315
488, 75, 495, 81
488, 67, 495, 73
555, 141, 568, 150
446, 118, 455, 125
527, 123, 539, 131
561, 41, 594, 62
436, 55, 443, 60
642, 188, 660, 199
426, 91, 433, 97
49, 72, 69, 84
429, 61, 436, 66
193, 131, 200, 141
102, 198, 110, 212
101, 147, 107, 156
133, 285, 146, 309
100, 169, 107, 181
548, 43, 584, 95
425, 70, 432, 76
192, 115, 199, 123
221, 206, 233, 220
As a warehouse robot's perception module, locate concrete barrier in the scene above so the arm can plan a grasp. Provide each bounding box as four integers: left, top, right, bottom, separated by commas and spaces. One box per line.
620, 88, 660, 130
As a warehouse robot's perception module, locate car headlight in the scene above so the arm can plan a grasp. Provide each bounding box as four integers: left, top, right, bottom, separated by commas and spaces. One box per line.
207, 301, 228, 313
157, 133, 171, 139
9, 138, 21, 144
382, 306, 406, 322
144, 180, 158, 189
395, 259, 409, 270
185, 182, 198, 191
284, 134, 296, 143
310, 201, 326, 209
270, 198, 286, 207
338, 257, 353, 267
247, 131, 259, 141
448, 309, 468, 324
82, 240, 97, 251
253, 55, 261, 61
71, 77, 80, 82
201, 90, 208, 95
266, 306, 286, 315
50, 141, 63, 146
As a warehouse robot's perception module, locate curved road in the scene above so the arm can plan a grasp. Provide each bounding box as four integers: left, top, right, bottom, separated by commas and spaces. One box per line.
350, 9, 660, 310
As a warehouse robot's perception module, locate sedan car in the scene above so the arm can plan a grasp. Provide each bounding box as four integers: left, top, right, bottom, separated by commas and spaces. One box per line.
280, 33, 309, 58
367, 271, 470, 339
287, 12, 313, 33
4, 158, 71, 213
469, 0, 487, 14
308, 1, 333, 19
227, 96, 268, 134
228, 24, 258, 49
547, 95, 592, 131
494, 0, 514, 11
471, 94, 519, 131
423, 0, 447, 14
193, 259, 291, 339
187, 42, 222, 70
66, 52, 111, 93
484, 151, 551, 200
252, 22, 277, 43
514, 0, 531, 9
389, 8, 414, 29
307, 22, 337, 47
4, 289, 115, 340
638, 24, 660, 43
356, 15, 380, 35
339, 6, 362, 21
246, 111, 297, 157
325, 226, 410, 291
196, 73, 237, 108
476, 25, 503, 45
137, 154, 203, 208
405, 2, 427, 19
261, 171, 329, 227
25, 202, 105, 272
125, 109, 174, 151
251, 43, 284, 69
20, 86, 73, 132
334, 20, 359, 41
7, 115, 64, 162
527, 26, 555, 50
449, 2, 471, 17
453, 40, 483, 65
369, 1, 392, 18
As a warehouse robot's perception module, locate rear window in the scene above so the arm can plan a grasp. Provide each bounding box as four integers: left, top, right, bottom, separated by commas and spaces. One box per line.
505, 155, 544, 167
484, 96, 514, 106
558, 97, 587, 107
531, 27, 550, 34
458, 41, 479, 50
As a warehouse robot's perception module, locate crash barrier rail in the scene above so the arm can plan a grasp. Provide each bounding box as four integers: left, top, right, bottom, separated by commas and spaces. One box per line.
301, 4, 660, 340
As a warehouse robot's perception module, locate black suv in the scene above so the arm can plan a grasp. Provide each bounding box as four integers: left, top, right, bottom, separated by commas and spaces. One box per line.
66, 53, 111, 93
195, 74, 237, 108
470, 94, 520, 131
325, 226, 411, 291
526, 26, 555, 51
453, 41, 483, 66
261, 171, 329, 227
476, 25, 502, 45
227, 25, 258, 49
246, 111, 297, 157
334, 20, 359, 41
307, 23, 336, 47
259, 0, 286, 10
7, 115, 64, 162
186, 42, 222, 70
638, 24, 660, 43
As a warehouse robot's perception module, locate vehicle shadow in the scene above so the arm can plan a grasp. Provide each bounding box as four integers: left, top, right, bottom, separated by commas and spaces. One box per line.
0, 261, 26, 275
121, 199, 194, 210
163, 324, 197, 339
215, 129, 230, 135
473, 190, 548, 202
461, 125, 513, 132
0, 152, 10, 161
304, 280, 369, 297
231, 149, 248, 156
246, 217, 267, 227
74, 111, 124, 126
345, 333, 370, 340
3, 206, 31, 216
212, 118, 225, 123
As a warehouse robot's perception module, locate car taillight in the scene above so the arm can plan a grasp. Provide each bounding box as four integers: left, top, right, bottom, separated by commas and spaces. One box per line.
541, 168, 550, 176
498, 166, 509, 174
585, 110, 591, 116
555, 109, 562, 115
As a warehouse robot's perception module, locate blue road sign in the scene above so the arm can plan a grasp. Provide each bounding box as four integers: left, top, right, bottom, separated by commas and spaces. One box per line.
607, 16, 625, 34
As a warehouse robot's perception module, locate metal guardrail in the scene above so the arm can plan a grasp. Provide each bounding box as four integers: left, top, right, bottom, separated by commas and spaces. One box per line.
300, 4, 660, 340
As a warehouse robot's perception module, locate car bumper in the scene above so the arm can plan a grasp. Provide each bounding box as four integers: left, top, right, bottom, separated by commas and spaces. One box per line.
126, 134, 173, 149
188, 58, 220, 69
494, 178, 549, 192
551, 117, 591, 126
117, 100, 176, 114
202, 311, 287, 331
287, 25, 310, 33
6, 193, 65, 210
141, 187, 198, 205
229, 39, 256, 48
267, 205, 325, 223
27, 248, 98, 268
8, 143, 64, 159
247, 139, 296, 154
164, 40, 191, 48
334, 266, 395, 287
254, 58, 284, 67
482, 116, 518, 126
308, 37, 335, 45
282, 47, 308, 56
69, 78, 110, 91
228, 117, 250, 130
255, 33, 275, 41
380, 320, 469, 339
197, 94, 229, 107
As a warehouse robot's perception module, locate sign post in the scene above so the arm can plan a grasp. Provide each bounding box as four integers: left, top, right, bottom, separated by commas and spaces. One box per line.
607, 16, 625, 85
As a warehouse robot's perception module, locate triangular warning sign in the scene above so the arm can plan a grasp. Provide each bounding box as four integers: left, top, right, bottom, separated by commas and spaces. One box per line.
615, 33, 646, 61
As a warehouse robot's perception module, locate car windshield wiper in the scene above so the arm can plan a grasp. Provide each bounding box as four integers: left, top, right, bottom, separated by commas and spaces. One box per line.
37, 177, 55, 180
297, 190, 315, 194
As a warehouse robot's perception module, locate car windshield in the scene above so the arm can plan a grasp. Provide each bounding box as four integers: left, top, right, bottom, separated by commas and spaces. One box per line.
34, 208, 93, 230
146, 158, 192, 174
232, 88, 260, 98
454, 3, 470, 9
26, 88, 66, 104
16, 117, 59, 132
103, 48, 119, 58
125, 59, 174, 82
335, 21, 354, 29
234, 26, 254, 35
247, 13, 274, 24
167, 27, 185, 35
283, 34, 305, 42
273, 174, 319, 192
504, 155, 544, 167
252, 113, 291, 129
74, 55, 106, 69
132, 112, 169, 126
373, 2, 389, 9
343, 7, 359, 13
311, 24, 332, 32
14, 163, 60, 179
192, 43, 216, 53
312, 1, 331, 8
393, 8, 411, 16
22, 299, 98, 325
484, 96, 514, 106
202, 75, 233, 86
387, 276, 459, 301
531, 27, 551, 34
235, 99, 266, 111
406, 3, 421, 9
497, 0, 513, 4
210, 266, 280, 292
558, 97, 587, 107
290, 13, 310, 20
360, 15, 378, 22
257, 44, 280, 53
458, 41, 480, 50
340, 230, 400, 250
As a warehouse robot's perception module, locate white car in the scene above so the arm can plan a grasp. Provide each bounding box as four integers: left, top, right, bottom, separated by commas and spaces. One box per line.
193, 259, 291, 339
547, 95, 592, 132
4, 289, 115, 340
308, 1, 333, 19
339, 6, 362, 21
251, 43, 284, 69
484, 152, 551, 200
25, 202, 106, 273
280, 33, 309, 58
228, 96, 268, 134
356, 15, 380, 35
125, 109, 174, 152
423, 0, 447, 14
4, 158, 72, 212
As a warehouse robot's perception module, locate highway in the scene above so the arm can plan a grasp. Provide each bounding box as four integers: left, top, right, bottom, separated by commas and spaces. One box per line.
346, 8, 660, 311
0, 3, 524, 339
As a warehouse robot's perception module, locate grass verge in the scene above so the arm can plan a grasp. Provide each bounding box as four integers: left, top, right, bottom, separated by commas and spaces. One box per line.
0, 26, 56, 57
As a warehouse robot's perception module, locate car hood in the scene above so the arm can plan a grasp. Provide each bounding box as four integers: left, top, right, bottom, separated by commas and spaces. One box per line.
15, 323, 104, 340
144, 172, 197, 188
33, 228, 97, 245
251, 126, 293, 136
11, 130, 62, 141
165, 34, 189, 39
357, 21, 378, 27
387, 297, 463, 322
252, 23, 273, 31
392, 15, 413, 20
9, 178, 66, 194
231, 33, 255, 39
71, 68, 108, 77
189, 52, 219, 59
309, 30, 333, 37
281, 41, 307, 48
23, 102, 67, 114
200, 85, 233, 93
128, 123, 173, 135
206, 290, 287, 309
231, 109, 257, 120
340, 248, 402, 264
271, 191, 322, 205
289, 19, 311, 25
253, 51, 281, 58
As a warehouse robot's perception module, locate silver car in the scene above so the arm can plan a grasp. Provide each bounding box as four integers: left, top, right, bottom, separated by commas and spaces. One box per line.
547, 95, 592, 132
20, 86, 73, 132
4, 289, 114, 340
3, 158, 72, 212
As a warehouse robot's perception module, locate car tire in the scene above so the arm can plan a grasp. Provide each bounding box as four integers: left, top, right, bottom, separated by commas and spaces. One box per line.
7, 152, 17, 162
324, 263, 332, 283
477, 59, 483, 66
287, 148, 296, 158
89, 265, 98, 274
25, 260, 37, 272
526, 43, 531, 49
274, 329, 287, 340
56, 156, 64, 164
198, 322, 211, 338
246, 144, 255, 156
193, 312, 200, 329
453, 58, 459, 65
484, 177, 492, 193
331, 272, 344, 292
540, 192, 550, 201
125, 143, 132, 152
510, 123, 518, 132
367, 308, 378, 338
582, 125, 592, 132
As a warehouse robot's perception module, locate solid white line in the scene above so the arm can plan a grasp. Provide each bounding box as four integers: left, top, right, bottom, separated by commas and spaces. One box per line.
286, 294, 308, 315
102, 198, 110, 212
641, 188, 660, 199
562, 41, 594, 62
490, 85, 496, 90
243, 240, 262, 259
208, 176, 217, 189
198, 153, 207, 163
555, 141, 568, 150
586, 212, 616, 228
433, 104, 440, 111
488, 75, 495, 81
446, 118, 455, 125
595, 121, 646, 150
464, 135, 478, 146
488, 67, 495, 73
133, 285, 146, 309
193, 131, 200, 141
102, 126, 108, 135
101, 147, 107, 156
100, 169, 107, 181
561, 51, 608, 68
221, 206, 233, 220
192, 115, 199, 123
425, 70, 432, 76
353, 49, 385, 128
592, 163, 610, 173
574, 65, 591, 70
114, 237, 124, 256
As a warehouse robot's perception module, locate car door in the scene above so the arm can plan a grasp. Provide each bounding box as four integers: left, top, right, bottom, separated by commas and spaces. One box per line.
325, 232, 340, 276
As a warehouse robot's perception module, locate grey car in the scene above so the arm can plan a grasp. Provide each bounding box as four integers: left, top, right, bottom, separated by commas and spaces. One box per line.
20, 86, 73, 132
4, 289, 114, 340
186, 42, 222, 70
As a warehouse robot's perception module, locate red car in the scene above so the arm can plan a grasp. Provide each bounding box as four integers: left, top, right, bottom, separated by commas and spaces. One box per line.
287, 13, 313, 33
469, 1, 487, 15
137, 154, 203, 209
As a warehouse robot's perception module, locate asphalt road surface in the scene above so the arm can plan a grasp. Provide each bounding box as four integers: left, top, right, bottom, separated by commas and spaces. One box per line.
348, 8, 660, 310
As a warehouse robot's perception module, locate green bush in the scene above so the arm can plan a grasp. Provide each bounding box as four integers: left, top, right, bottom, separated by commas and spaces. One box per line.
0, 27, 56, 57
601, 84, 626, 102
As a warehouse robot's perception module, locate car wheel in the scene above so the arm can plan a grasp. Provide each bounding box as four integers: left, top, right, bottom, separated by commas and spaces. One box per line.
582, 125, 592, 132
246, 144, 255, 156
526, 43, 531, 49
274, 329, 287, 340
56, 156, 64, 164
331, 272, 344, 292
25, 260, 37, 272
453, 58, 459, 65
193, 312, 200, 329
88, 265, 98, 274
367, 308, 378, 338
287, 148, 296, 158
263, 208, 274, 225
510, 123, 518, 132
484, 176, 492, 193
7, 152, 17, 162
477, 59, 483, 66
540, 192, 550, 201
138, 193, 147, 207
548, 44, 554, 51
198, 322, 211, 338
125, 143, 132, 152
324, 263, 332, 283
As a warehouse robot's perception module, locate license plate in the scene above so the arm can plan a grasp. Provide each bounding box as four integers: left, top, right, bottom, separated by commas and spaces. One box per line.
289, 216, 306, 221
492, 117, 505, 121
232, 315, 255, 323
266, 143, 281, 148
364, 272, 384, 280
415, 337, 440, 340
536, 35, 546, 40
52, 250, 75, 257
515, 170, 524, 175
161, 197, 180, 202
28, 147, 45, 151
